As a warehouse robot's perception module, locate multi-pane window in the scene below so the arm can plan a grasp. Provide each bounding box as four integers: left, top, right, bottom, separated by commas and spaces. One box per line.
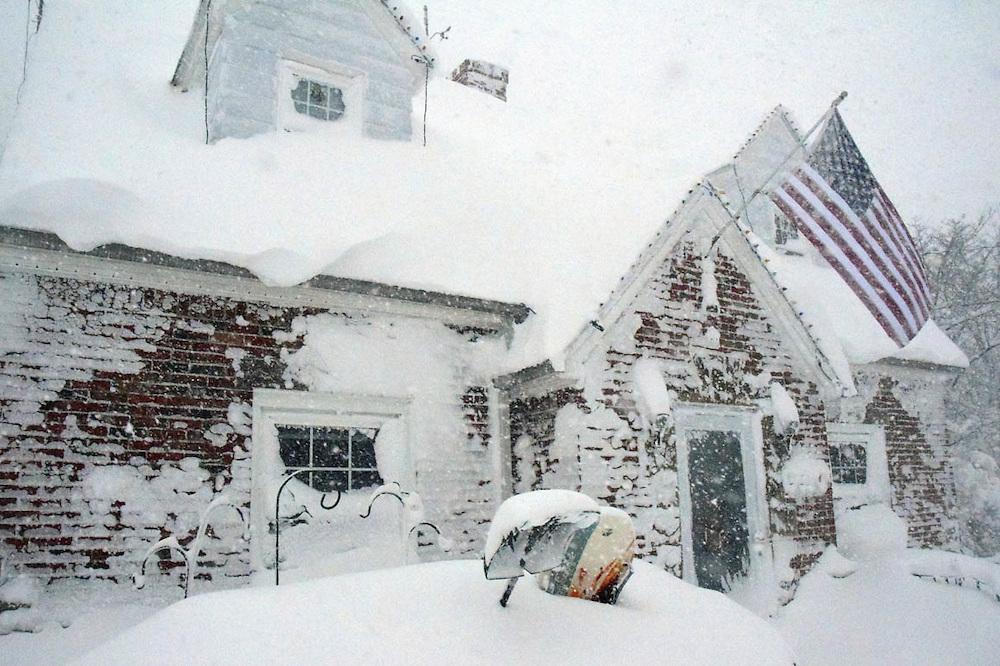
277, 425, 382, 492
830, 442, 868, 485
290, 78, 345, 121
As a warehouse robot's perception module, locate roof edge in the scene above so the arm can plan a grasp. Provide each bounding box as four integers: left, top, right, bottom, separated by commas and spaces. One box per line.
0, 225, 530, 325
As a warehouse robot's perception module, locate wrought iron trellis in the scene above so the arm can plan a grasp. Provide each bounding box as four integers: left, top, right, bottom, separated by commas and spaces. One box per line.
134, 495, 249, 599
273, 477, 446, 585
273, 468, 342, 586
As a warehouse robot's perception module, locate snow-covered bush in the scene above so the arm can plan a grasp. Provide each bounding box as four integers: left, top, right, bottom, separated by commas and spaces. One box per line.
778, 448, 831, 499
836, 504, 908, 561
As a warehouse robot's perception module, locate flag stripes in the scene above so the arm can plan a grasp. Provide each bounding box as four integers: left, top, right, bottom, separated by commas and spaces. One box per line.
772, 181, 914, 345
767, 111, 931, 347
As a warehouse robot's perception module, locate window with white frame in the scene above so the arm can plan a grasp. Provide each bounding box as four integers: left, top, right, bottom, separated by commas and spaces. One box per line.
827, 423, 890, 508
249, 389, 411, 570
289, 78, 345, 122
279, 61, 363, 132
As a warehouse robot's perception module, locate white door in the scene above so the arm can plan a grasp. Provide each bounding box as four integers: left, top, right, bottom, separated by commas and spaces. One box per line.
674, 405, 771, 592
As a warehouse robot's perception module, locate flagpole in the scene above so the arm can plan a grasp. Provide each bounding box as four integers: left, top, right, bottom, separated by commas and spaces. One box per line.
706, 91, 848, 251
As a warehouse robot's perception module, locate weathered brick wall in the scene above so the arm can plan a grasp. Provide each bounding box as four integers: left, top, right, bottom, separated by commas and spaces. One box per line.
508, 387, 583, 494
0, 272, 306, 580
0, 269, 506, 580
509, 241, 835, 587
854, 370, 958, 547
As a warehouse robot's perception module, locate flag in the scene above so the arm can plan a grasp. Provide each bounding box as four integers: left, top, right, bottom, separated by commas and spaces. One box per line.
769, 110, 931, 347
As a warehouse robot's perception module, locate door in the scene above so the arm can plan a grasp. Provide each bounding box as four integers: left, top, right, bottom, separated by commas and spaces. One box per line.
687, 428, 750, 590
675, 405, 770, 593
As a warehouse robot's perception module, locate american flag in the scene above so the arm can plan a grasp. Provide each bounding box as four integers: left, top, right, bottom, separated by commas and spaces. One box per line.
769, 110, 931, 347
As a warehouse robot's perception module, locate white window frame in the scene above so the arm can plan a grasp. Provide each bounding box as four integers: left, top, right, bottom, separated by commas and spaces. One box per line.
827, 423, 890, 510
673, 404, 772, 590
278, 60, 365, 133
249, 389, 411, 570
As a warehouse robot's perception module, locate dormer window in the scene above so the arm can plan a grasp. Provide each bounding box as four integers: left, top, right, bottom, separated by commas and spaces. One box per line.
279, 61, 363, 133
290, 78, 345, 122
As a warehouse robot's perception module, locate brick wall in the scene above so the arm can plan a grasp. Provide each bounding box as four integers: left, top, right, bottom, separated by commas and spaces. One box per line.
862, 374, 957, 547
0, 273, 309, 579
0, 269, 508, 580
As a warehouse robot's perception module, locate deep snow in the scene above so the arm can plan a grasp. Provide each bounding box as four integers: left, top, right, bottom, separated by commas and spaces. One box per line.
69, 561, 797, 666
1, 551, 998, 665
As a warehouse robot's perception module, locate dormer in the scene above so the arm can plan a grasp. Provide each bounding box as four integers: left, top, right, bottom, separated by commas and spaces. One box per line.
171, 0, 432, 143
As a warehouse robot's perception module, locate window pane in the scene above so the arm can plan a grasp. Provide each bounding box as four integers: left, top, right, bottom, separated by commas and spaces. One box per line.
308, 81, 327, 106
831, 443, 867, 484
313, 470, 348, 493
312, 427, 350, 468
352, 469, 383, 490
289, 76, 346, 121
277, 426, 311, 468
351, 428, 379, 468
291, 78, 309, 102
276, 424, 383, 492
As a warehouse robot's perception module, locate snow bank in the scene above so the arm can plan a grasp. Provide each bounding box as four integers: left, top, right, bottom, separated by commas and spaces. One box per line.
775, 548, 1000, 666
70, 560, 796, 666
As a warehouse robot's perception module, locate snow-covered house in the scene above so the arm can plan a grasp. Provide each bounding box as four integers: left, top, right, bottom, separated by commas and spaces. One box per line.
0, 1, 970, 604
0, 0, 528, 584
500, 109, 967, 598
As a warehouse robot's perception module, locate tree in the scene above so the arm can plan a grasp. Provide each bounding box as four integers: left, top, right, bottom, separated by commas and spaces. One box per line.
916, 206, 1000, 556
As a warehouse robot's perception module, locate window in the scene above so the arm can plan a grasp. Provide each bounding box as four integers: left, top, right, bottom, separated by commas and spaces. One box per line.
290, 78, 345, 122
249, 389, 411, 570
279, 61, 363, 133
830, 442, 867, 485
277, 425, 382, 492
827, 423, 890, 509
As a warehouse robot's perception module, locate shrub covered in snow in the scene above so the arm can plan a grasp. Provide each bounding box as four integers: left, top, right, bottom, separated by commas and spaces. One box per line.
778, 447, 831, 499
836, 504, 908, 562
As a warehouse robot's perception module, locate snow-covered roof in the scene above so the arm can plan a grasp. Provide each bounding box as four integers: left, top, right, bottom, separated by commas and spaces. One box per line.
0, 1, 996, 366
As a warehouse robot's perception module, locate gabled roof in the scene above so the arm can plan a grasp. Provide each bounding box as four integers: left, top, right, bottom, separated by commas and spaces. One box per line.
559, 182, 847, 399
0, 2, 992, 373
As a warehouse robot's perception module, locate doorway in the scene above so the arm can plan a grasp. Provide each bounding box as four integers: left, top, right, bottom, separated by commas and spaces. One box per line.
674, 405, 771, 592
